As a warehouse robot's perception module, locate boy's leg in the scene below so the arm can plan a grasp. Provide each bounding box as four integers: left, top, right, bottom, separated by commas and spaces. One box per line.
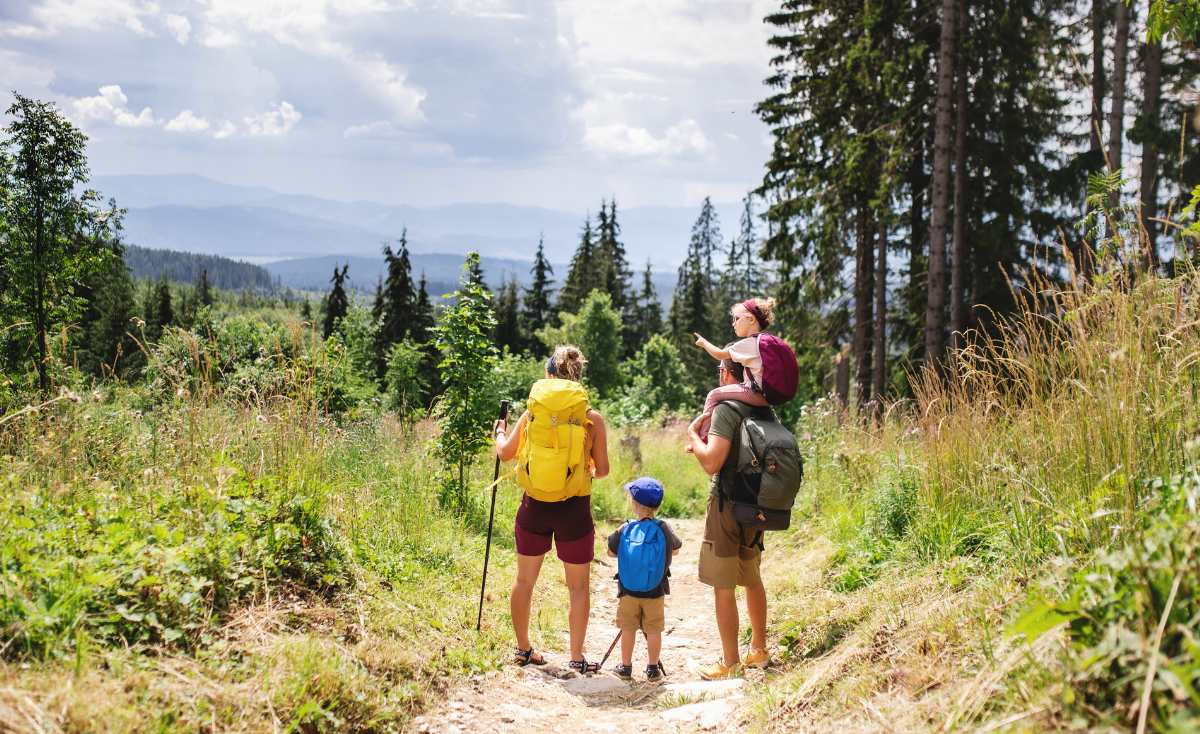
511, 553, 546, 652
620, 627, 636, 666
645, 631, 662, 666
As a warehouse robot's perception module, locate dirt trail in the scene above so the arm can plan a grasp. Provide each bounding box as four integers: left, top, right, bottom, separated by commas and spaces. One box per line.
415, 518, 771, 733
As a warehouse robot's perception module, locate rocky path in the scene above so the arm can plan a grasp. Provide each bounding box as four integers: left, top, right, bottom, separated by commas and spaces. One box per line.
415, 518, 771, 733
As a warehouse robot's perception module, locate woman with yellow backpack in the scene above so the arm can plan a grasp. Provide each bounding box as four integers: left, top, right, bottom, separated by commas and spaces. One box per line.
492, 344, 611, 673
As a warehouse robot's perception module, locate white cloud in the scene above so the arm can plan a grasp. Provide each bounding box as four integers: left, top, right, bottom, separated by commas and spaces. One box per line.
30, 0, 161, 37
344, 120, 404, 139
164, 109, 208, 132
201, 27, 238, 48
583, 119, 714, 160
72, 85, 157, 127
244, 101, 301, 136
214, 121, 237, 139
162, 13, 190, 43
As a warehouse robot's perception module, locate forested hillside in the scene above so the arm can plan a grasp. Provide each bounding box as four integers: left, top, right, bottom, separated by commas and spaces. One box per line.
123, 244, 277, 292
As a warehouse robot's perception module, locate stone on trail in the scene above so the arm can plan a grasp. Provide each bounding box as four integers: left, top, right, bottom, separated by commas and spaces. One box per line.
658, 695, 744, 728
556, 675, 631, 694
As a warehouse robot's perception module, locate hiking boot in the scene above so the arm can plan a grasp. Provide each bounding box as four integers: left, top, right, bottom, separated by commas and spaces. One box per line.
698, 660, 741, 680
741, 647, 772, 669
645, 662, 665, 681
613, 663, 633, 680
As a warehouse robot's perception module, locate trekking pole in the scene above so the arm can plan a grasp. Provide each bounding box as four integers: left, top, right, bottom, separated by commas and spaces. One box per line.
476, 400, 510, 632
599, 631, 622, 668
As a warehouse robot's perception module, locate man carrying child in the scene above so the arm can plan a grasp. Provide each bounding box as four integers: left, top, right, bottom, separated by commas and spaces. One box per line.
606, 477, 683, 681
686, 357, 773, 680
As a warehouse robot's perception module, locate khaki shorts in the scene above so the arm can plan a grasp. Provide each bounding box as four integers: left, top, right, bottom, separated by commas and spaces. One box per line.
614, 595, 666, 634
697, 496, 763, 590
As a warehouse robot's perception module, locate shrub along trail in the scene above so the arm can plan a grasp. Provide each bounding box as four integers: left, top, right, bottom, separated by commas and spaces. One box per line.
419, 518, 774, 733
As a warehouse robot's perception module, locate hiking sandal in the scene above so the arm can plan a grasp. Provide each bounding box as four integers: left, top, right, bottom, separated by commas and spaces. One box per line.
513, 647, 546, 666
567, 656, 601, 674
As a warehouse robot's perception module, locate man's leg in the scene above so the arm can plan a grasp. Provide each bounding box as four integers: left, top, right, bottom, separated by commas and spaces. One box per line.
714, 587, 740, 667
511, 553, 546, 652
745, 581, 767, 651
562, 561, 591, 661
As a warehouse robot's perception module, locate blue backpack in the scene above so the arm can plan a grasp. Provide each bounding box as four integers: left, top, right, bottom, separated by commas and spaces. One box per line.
617, 519, 668, 594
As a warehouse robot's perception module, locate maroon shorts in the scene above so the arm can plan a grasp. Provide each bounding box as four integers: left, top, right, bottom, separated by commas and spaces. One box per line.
514, 494, 595, 564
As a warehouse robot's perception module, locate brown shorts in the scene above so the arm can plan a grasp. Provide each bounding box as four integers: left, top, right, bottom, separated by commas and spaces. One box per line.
615, 595, 666, 634
697, 496, 762, 590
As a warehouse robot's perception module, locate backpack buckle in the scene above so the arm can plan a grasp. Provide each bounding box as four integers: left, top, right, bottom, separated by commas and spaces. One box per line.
768, 462, 776, 472
751, 459, 759, 467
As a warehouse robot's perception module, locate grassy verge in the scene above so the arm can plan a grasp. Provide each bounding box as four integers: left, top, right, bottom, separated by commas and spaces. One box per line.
749, 271, 1200, 732
0, 386, 575, 732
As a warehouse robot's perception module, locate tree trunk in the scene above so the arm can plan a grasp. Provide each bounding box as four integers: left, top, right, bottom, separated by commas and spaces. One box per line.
950, 5, 969, 357
35, 204, 48, 393
854, 200, 874, 417
925, 0, 958, 373
834, 344, 850, 415
1139, 38, 1163, 270
1091, 0, 1106, 153
1108, 0, 1129, 190
873, 217, 888, 423
909, 138, 926, 295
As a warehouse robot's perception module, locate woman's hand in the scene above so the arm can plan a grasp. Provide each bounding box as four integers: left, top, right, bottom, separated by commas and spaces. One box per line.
492, 418, 508, 440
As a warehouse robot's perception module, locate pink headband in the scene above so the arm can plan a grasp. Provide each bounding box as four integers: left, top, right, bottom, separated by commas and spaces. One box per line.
743, 299, 766, 328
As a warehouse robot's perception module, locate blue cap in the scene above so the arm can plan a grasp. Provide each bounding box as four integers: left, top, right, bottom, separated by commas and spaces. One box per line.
625, 477, 664, 508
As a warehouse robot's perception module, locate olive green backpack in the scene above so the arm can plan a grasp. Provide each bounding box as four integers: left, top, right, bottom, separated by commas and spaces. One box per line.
718, 401, 804, 542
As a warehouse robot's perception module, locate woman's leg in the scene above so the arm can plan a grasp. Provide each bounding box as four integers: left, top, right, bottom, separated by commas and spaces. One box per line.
562, 561, 592, 661
511, 553, 546, 652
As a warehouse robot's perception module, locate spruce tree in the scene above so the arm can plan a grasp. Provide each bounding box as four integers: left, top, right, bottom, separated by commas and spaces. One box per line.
196, 268, 213, 307
323, 264, 350, 339
493, 276, 524, 354
300, 299, 313, 323
668, 202, 727, 398
373, 233, 417, 381
558, 216, 599, 314
632, 260, 663, 350
522, 236, 555, 341
596, 198, 632, 314
76, 242, 142, 379
411, 274, 441, 408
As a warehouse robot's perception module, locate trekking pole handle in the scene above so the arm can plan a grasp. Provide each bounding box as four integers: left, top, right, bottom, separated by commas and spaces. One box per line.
498, 399, 510, 422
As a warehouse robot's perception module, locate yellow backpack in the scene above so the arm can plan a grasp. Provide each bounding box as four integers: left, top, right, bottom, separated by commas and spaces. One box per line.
516, 379, 593, 502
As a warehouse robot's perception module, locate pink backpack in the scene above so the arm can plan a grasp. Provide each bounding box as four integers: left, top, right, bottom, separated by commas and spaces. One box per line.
750, 333, 798, 406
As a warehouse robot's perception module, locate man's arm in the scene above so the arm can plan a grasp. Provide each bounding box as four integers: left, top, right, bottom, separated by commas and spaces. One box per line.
687, 411, 732, 475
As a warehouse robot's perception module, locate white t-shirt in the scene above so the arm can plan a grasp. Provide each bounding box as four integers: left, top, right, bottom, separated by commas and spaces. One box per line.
728, 336, 762, 389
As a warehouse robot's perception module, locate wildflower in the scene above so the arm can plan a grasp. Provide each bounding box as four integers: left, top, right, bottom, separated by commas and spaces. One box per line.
137, 320, 146, 329
66, 391, 80, 403
92, 390, 102, 402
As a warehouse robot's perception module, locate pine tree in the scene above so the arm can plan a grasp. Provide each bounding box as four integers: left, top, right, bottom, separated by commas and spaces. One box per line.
559, 216, 599, 314
373, 233, 417, 382
323, 264, 350, 339
142, 270, 174, 344
668, 201, 727, 398
411, 274, 441, 408
596, 198, 632, 314
522, 236, 555, 341
76, 242, 142, 379
493, 276, 524, 354
728, 195, 762, 299
300, 299, 313, 323
632, 260, 663, 349
196, 268, 213, 307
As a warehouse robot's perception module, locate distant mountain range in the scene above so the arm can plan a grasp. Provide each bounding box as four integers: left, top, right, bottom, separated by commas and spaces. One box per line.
94, 174, 745, 294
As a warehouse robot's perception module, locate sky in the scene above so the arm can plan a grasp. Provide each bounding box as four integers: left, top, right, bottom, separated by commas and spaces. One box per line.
0, 0, 781, 210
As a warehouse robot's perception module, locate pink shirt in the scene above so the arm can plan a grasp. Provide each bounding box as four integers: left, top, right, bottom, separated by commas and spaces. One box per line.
728, 336, 762, 389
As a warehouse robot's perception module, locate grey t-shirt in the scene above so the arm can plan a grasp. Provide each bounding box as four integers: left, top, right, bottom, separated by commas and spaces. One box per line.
707, 402, 777, 500
607, 518, 684, 598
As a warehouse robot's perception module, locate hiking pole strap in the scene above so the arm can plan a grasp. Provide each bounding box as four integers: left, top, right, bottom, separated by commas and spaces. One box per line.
477, 399, 510, 632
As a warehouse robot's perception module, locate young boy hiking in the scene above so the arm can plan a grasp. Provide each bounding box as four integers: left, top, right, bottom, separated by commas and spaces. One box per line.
606, 477, 683, 681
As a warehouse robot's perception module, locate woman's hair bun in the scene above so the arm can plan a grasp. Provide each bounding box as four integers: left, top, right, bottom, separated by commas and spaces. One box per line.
552, 345, 587, 382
